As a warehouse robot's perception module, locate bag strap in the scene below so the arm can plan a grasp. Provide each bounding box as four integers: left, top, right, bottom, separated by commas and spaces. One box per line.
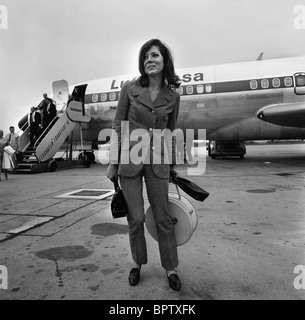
175, 182, 181, 200
113, 81, 131, 165
113, 177, 120, 191
172, 175, 181, 200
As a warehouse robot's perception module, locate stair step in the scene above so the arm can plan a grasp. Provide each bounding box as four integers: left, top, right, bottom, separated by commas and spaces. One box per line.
21, 158, 37, 161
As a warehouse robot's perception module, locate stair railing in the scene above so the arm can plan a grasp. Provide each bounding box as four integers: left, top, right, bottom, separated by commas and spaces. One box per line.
33, 116, 59, 151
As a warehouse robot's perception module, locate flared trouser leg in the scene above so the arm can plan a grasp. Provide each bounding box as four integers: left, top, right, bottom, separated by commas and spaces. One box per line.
143, 165, 178, 270
120, 173, 148, 265
120, 164, 178, 270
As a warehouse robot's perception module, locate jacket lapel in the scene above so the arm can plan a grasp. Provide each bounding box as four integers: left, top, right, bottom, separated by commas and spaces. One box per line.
132, 85, 154, 110
154, 87, 172, 107
132, 85, 173, 109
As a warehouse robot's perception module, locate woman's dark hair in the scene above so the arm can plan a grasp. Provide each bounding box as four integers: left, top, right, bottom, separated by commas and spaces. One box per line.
138, 39, 181, 88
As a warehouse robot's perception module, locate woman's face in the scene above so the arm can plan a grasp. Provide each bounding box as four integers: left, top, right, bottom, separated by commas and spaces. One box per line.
143, 45, 164, 77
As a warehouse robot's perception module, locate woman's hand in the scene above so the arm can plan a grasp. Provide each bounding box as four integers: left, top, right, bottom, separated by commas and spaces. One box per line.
169, 166, 178, 183
106, 164, 118, 182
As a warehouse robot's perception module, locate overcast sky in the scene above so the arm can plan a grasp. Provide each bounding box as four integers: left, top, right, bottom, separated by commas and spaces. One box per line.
1, 0, 305, 132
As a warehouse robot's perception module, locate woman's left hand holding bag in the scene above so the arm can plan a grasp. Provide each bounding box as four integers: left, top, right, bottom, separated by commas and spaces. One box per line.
169, 166, 179, 183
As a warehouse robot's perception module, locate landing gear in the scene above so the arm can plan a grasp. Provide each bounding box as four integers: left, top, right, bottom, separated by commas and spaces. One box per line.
48, 160, 57, 172
78, 121, 95, 168
208, 141, 246, 159
78, 150, 95, 168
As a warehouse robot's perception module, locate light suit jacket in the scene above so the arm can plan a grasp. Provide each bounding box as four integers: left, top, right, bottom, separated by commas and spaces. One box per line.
110, 79, 180, 178
5, 133, 19, 152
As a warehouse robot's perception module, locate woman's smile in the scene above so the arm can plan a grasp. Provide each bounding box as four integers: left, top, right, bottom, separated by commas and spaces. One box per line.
144, 46, 164, 76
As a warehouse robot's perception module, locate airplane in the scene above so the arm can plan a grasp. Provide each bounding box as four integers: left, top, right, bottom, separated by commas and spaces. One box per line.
17, 55, 305, 172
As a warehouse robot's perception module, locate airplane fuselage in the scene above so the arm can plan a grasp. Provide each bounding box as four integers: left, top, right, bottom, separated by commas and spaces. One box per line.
74, 56, 305, 145
18, 56, 305, 149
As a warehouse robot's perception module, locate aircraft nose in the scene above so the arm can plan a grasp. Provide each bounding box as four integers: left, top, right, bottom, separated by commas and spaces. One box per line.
257, 110, 264, 119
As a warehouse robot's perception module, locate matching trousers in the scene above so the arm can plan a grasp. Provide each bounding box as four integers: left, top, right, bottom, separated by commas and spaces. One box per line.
120, 164, 178, 270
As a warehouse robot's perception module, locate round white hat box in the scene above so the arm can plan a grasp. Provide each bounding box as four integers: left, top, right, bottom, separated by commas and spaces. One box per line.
146, 192, 198, 246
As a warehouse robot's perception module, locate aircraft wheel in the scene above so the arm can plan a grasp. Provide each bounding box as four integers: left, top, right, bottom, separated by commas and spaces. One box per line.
79, 154, 91, 168
79, 150, 94, 167
85, 150, 95, 163
49, 161, 57, 172
79, 154, 87, 167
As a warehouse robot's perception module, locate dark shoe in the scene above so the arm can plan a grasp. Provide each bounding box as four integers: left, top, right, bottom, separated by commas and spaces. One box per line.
128, 268, 140, 286
168, 274, 181, 291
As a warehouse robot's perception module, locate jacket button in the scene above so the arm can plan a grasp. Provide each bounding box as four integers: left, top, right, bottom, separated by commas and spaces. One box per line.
149, 128, 153, 132
152, 110, 155, 114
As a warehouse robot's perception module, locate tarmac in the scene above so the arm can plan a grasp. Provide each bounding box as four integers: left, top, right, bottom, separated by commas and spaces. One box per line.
0, 143, 305, 300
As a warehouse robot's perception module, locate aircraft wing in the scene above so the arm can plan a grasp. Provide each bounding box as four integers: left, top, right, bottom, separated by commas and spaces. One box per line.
257, 102, 305, 128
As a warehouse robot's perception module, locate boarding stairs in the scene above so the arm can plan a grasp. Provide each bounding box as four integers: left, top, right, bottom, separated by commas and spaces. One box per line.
16, 81, 90, 173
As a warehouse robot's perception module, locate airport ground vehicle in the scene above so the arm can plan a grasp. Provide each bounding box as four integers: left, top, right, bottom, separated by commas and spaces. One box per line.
207, 141, 246, 159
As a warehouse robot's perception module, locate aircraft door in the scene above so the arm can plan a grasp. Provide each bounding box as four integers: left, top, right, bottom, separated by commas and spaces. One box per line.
69, 84, 88, 115
294, 72, 305, 95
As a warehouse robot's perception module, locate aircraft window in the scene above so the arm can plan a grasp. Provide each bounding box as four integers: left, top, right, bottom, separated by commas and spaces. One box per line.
261, 79, 269, 89
101, 93, 107, 102
205, 84, 212, 93
186, 86, 193, 94
250, 80, 258, 90
176, 87, 183, 95
109, 93, 116, 101
92, 94, 98, 103
272, 78, 280, 88
197, 85, 204, 94
284, 77, 293, 87
296, 75, 305, 86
